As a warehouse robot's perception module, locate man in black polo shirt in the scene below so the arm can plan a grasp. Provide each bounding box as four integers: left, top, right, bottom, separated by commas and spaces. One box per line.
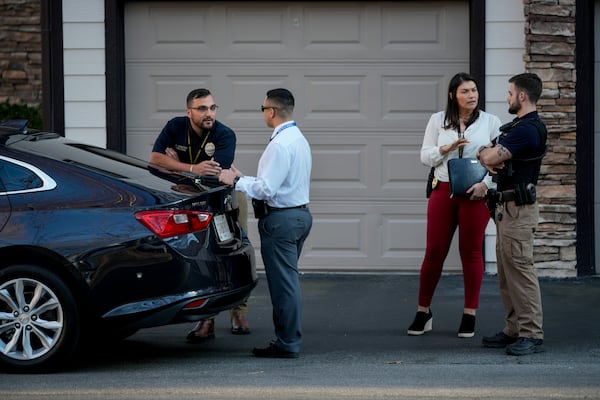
150, 88, 235, 176
151, 88, 251, 341
478, 73, 547, 356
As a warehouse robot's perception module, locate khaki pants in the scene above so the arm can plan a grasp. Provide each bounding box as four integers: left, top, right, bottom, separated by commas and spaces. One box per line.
230, 192, 249, 318
495, 201, 544, 339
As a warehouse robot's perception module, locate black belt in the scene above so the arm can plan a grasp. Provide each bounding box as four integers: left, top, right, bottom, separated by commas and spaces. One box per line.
499, 190, 516, 202
266, 204, 307, 211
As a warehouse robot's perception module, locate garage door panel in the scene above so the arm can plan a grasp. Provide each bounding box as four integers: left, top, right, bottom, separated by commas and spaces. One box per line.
301, 206, 370, 267
125, 3, 211, 59
381, 3, 468, 56
227, 8, 292, 47
312, 146, 365, 185
306, 76, 365, 115
381, 146, 429, 194
382, 76, 443, 116
303, 7, 366, 48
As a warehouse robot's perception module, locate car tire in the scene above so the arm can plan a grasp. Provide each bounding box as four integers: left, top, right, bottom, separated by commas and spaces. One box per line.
0, 264, 81, 373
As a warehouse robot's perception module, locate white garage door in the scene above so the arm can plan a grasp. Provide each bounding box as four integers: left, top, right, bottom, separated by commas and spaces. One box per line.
124, 1, 469, 272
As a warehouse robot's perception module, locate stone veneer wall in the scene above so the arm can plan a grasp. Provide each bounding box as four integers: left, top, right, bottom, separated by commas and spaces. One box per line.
0, 0, 42, 106
524, 0, 578, 277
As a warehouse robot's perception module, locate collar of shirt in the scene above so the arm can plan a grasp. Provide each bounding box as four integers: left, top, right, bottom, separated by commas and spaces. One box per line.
270, 120, 297, 142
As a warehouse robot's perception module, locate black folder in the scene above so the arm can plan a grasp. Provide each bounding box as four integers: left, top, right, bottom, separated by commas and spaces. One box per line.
447, 158, 487, 197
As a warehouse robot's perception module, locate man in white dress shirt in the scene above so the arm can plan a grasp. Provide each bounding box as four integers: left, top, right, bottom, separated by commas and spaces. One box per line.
219, 88, 312, 358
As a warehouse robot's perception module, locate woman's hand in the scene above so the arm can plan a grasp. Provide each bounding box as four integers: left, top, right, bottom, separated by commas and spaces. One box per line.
467, 181, 488, 201
440, 137, 469, 155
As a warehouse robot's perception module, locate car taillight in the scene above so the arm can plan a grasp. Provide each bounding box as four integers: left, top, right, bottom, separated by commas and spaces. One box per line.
135, 210, 212, 238
183, 299, 207, 310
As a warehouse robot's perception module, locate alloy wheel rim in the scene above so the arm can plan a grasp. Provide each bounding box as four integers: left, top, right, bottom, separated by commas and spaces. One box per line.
0, 278, 64, 361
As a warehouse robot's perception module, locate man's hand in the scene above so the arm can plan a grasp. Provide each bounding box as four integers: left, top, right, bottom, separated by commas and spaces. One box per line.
191, 159, 222, 176
219, 164, 243, 186
165, 147, 179, 160
478, 145, 510, 174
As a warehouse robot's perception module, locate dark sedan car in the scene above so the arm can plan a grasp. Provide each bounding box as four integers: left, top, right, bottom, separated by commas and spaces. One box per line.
0, 120, 257, 372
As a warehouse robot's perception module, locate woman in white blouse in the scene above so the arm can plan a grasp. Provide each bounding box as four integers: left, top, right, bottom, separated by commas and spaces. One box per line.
408, 72, 501, 339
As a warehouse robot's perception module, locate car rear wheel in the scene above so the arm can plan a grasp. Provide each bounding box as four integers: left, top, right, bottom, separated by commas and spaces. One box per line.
0, 264, 80, 372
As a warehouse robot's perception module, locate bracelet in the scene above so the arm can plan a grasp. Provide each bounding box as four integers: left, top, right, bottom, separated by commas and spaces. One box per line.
189, 164, 193, 173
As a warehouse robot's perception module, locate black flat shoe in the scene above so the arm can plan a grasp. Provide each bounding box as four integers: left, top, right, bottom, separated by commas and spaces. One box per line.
252, 343, 299, 359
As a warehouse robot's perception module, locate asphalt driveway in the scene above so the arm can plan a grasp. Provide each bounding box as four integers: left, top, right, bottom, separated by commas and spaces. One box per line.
1, 273, 599, 400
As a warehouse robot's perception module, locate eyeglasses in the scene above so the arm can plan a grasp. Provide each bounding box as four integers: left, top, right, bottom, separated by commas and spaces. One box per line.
261, 106, 278, 112
189, 105, 219, 112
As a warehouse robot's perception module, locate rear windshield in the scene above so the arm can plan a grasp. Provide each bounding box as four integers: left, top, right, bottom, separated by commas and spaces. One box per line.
6, 135, 208, 195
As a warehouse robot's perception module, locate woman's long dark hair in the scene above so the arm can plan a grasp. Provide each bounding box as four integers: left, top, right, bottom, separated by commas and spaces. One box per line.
443, 72, 480, 131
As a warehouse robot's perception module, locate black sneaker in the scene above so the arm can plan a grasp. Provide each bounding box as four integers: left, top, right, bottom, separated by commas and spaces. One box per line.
505, 337, 544, 356
252, 343, 299, 359
407, 310, 433, 336
481, 331, 518, 348
458, 314, 476, 338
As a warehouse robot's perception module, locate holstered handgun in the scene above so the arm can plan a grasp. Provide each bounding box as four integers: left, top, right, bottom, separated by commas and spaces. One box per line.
486, 189, 500, 220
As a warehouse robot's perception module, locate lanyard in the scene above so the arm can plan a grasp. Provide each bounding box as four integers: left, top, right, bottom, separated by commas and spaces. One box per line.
458, 127, 464, 158
270, 121, 296, 142
187, 128, 211, 163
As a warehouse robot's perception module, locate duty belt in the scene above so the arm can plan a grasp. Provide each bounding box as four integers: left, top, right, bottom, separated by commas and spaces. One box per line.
498, 190, 516, 203
266, 204, 307, 211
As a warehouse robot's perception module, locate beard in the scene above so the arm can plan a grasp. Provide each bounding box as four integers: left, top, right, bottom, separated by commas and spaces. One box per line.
191, 118, 214, 133
508, 98, 521, 115
200, 118, 214, 129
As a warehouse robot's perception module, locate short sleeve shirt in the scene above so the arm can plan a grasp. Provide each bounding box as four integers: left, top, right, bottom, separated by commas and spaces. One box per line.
152, 117, 236, 168
496, 111, 546, 189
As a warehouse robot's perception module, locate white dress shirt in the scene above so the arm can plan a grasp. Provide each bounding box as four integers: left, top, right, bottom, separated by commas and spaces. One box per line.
235, 120, 311, 208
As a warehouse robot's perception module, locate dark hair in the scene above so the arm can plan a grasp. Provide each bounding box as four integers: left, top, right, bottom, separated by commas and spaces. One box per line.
509, 73, 542, 103
443, 72, 480, 131
266, 88, 294, 116
186, 88, 212, 106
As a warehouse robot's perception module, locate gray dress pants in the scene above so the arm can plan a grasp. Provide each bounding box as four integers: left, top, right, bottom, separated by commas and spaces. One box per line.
258, 207, 312, 353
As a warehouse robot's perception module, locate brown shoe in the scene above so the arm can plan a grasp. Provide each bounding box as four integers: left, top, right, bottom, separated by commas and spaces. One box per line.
230, 315, 251, 335
186, 318, 215, 343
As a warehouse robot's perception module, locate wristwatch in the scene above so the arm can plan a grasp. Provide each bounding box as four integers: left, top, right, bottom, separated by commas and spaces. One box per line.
233, 176, 240, 187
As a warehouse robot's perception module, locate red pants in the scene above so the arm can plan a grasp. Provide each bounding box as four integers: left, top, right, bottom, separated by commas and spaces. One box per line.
418, 182, 489, 309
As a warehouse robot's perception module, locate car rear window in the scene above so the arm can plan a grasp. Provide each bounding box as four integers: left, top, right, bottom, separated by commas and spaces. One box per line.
0, 159, 43, 191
